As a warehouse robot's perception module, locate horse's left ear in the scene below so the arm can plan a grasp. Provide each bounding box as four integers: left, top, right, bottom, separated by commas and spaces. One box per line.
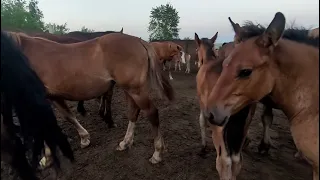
256, 12, 286, 48
210, 32, 218, 43
177, 45, 182, 51
120, 27, 123, 33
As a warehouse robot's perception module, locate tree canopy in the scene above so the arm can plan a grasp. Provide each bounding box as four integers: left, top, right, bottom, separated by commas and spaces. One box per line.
148, 3, 180, 41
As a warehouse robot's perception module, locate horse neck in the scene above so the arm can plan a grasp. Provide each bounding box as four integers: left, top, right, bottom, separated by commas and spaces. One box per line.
269, 39, 319, 123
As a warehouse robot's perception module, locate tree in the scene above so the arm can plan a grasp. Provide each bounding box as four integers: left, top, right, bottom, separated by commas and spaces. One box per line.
44, 22, 69, 34
1, 0, 45, 31
80, 26, 95, 33
148, 3, 180, 41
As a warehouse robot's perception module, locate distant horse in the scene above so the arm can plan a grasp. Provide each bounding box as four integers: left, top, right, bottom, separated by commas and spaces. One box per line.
308, 27, 319, 38
195, 31, 256, 180
1, 31, 74, 180
7, 32, 174, 166
150, 41, 186, 80
169, 52, 191, 73
207, 12, 319, 179
26, 28, 124, 121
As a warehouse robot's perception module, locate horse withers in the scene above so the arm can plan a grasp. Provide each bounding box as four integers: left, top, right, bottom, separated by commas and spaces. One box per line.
207, 12, 319, 179
8, 32, 174, 165
195, 31, 256, 180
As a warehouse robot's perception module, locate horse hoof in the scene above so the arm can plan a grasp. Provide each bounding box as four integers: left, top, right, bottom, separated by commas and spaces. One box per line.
198, 146, 209, 158
116, 141, 132, 151
39, 157, 53, 170
149, 156, 162, 164
80, 139, 91, 149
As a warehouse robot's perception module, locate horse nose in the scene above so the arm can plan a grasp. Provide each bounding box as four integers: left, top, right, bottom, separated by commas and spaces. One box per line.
209, 106, 231, 126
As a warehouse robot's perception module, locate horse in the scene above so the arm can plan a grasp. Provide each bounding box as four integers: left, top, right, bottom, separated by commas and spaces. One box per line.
7, 31, 174, 166
170, 52, 191, 73
308, 27, 319, 39
195, 31, 256, 180
149, 41, 186, 80
27, 28, 124, 121
207, 12, 319, 179
1, 31, 74, 180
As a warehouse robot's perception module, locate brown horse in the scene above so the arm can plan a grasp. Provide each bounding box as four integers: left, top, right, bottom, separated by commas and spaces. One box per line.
150, 41, 186, 80
218, 41, 278, 154
195, 32, 256, 180
207, 12, 319, 179
8, 32, 174, 165
26, 28, 124, 121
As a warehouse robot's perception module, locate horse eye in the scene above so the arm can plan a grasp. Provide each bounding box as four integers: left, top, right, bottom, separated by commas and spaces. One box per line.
238, 69, 252, 78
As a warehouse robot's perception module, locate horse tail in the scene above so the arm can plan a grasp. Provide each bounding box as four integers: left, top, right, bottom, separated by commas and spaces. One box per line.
139, 39, 175, 101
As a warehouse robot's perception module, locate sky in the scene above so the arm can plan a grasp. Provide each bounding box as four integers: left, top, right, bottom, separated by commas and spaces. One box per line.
38, 0, 319, 43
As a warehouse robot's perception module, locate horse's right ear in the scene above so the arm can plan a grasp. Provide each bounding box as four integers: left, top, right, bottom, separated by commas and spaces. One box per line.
195, 33, 201, 47
228, 17, 243, 44
120, 27, 123, 33
255, 12, 286, 49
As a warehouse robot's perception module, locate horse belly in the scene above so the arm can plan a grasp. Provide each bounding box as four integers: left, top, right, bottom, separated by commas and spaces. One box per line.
47, 71, 113, 101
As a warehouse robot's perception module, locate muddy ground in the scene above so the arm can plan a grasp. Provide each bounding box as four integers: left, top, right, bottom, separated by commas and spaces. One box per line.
1, 67, 312, 180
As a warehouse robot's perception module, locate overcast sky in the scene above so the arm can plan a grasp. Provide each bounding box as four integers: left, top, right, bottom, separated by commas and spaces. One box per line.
38, 0, 319, 43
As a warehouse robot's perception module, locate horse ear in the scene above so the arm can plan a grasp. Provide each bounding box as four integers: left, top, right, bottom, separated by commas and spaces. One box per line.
120, 27, 123, 33
228, 17, 243, 44
210, 32, 218, 43
177, 45, 182, 51
255, 12, 286, 48
194, 33, 201, 47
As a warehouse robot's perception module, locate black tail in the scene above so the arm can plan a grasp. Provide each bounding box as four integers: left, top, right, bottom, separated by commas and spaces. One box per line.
1, 30, 74, 179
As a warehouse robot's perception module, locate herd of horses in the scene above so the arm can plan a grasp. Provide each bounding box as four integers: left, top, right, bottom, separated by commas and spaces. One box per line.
1, 11, 319, 180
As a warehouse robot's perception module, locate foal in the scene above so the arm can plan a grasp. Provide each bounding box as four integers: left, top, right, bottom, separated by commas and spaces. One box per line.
208, 12, 319, 179
195, 32, 256, 180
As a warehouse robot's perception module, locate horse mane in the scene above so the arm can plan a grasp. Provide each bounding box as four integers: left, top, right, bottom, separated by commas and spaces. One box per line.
239, 21, 319, 47
1, 31, 74, 177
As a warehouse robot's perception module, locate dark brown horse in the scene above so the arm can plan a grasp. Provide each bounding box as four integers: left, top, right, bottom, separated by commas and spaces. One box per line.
7, 32, 174, 166
207, 12, 319, 179
195, 32, 256, 180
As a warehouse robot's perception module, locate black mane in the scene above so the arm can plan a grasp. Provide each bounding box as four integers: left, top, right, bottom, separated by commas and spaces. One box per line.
240, 21, 319, 47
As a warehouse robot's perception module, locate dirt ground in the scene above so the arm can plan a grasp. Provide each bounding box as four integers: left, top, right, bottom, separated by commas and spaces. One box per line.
1, 67, 313, 180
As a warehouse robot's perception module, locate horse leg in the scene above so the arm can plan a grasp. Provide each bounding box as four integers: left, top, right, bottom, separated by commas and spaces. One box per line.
102, 81, 116, 128
116, 91, 140, 151
178, 62, 181, 71
76, 101, 86, 116
98, 95, 106, 118
258, 105, 273, 154
162, 61, 166, 71
212, 127, 232, 180
39, 142, 53, 169
198, 111, 208, 157
169, 71, 173, 80
52, 98, 90, 148
290, 120, 319, 180
126, 90, 165, 164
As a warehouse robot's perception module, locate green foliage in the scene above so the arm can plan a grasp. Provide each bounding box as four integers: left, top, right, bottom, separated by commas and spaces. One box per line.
80, 26, 95, 33
1, 0, 69, 34
1, 0, 43, 31
148, 3, 180, 41
45, 22, 69, 34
